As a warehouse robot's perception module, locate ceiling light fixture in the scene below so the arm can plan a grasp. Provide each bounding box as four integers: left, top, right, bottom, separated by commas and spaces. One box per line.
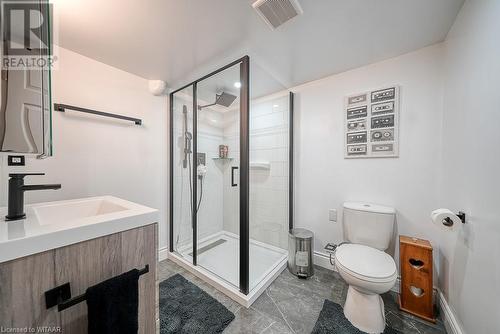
234, 82, 242, 88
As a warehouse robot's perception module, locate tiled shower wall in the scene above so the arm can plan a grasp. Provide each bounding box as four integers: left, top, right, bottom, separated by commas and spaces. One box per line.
222, 94, 290, 250
222, 110, 240, 237
172, 95, 225, 251
174, 92, 290, 252
249, 94, 290, 250
196, 126, 225, 241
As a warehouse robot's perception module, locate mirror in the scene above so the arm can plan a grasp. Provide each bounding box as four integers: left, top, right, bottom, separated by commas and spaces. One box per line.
0, 0, 52, 157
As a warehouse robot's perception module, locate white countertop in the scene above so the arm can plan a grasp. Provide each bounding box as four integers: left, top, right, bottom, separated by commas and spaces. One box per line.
0, 196, 159, 264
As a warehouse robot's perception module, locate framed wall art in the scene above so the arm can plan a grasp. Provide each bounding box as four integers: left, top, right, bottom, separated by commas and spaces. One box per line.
344, 86, 400, 158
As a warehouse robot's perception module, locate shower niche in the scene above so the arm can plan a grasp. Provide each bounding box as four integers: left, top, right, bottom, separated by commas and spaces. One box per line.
169, 56, 293, 305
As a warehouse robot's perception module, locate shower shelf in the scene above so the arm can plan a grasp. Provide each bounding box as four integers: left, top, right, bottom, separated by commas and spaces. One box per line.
212, 157, 234, 161
250, 162, 271, 170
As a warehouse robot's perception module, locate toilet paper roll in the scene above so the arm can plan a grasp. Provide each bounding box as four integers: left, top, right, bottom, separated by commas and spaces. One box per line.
431, 208, 462, 231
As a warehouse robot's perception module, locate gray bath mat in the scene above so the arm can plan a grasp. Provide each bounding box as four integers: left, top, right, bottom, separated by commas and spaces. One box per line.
312, 300, 402, 334
159, 274, 235, 334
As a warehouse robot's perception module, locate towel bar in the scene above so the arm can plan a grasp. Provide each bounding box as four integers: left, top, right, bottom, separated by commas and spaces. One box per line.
54, 103, 142, 125
44, 264, 149, 312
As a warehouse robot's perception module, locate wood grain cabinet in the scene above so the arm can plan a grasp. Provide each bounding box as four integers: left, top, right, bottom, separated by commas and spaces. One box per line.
0, 223, 158, 333
399, 235, 435, 322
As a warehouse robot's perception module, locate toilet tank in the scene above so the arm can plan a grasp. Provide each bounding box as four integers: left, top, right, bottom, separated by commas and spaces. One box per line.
343, 202, 395, 250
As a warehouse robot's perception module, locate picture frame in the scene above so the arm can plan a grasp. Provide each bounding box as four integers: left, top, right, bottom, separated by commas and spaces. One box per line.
344, 86, 400, 158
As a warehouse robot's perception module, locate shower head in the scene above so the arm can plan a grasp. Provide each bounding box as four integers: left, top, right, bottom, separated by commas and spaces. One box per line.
198, 92, 237, 110
215, 92, 237, 107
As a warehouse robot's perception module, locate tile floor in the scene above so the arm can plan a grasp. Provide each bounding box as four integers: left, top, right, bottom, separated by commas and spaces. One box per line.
158, 260, 447, 334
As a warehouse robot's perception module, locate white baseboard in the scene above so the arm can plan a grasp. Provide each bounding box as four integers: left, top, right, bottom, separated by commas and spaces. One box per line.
314, 250, 464, 334
313, 251, 336, 270
392, 276, 401, 294
159, 246, 169, 262
438, 291, 465, 334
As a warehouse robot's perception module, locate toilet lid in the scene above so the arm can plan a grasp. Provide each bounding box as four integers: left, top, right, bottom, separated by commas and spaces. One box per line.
335, 244, 396, 280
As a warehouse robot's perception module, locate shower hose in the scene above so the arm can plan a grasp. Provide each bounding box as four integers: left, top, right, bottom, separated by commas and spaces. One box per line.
188, 154, 204, 217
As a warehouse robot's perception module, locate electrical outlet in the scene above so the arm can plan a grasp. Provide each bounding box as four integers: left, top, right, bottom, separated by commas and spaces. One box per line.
8, 155, 25, 166
329, 209, 337, 222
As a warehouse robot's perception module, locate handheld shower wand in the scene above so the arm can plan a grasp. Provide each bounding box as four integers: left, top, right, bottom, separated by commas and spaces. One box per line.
181, 105, 206, 228
182, 105, 192, 168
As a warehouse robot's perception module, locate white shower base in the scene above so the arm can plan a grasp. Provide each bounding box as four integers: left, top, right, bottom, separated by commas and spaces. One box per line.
169, 231, 288, 307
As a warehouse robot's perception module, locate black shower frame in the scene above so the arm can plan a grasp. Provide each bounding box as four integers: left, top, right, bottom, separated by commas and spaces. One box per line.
169, 56, 294, 295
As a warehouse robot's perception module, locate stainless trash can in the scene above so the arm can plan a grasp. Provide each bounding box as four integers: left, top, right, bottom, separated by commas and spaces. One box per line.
288, 228, 314, 278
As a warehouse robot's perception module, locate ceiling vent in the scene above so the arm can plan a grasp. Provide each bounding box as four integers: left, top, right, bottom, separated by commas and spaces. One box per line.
252, 0, 303, 29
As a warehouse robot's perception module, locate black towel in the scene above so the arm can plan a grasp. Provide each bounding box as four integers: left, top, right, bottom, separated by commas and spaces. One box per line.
86, 269, 140, 334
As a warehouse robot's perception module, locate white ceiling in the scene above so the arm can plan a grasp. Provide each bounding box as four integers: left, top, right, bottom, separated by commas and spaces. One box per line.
52, 0, 464, 97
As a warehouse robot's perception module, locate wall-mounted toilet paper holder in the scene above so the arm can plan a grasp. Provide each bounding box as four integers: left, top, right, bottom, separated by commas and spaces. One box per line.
443, 211, 466, 226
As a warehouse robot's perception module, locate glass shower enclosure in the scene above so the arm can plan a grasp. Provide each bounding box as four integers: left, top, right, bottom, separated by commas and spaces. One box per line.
169, 56, 293, 302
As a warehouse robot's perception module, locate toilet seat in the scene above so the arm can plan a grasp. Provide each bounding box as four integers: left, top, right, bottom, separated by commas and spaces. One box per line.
335, 243, 396, 283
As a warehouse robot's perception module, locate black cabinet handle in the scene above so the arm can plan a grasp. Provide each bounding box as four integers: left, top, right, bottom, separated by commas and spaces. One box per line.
9, 173, 45, 178
231, 166, 238, 187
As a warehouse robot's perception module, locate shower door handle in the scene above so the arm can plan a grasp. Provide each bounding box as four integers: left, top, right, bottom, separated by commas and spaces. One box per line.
231, 166, 238, 187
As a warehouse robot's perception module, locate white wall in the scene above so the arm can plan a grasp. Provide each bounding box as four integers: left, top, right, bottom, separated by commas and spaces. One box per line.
293, 44, 445, 276
439, 1, 500, 333
0, 47, 167, 248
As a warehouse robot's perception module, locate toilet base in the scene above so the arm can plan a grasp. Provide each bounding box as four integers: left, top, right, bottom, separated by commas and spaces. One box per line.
343, 285, 386, 334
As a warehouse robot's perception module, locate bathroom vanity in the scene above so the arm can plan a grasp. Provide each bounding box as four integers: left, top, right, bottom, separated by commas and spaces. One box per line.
0, 196, 159, 333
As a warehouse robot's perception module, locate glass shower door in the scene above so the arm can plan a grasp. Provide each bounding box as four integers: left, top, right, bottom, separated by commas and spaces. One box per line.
195, 63, 243, 290
170, 57, 250, 294
170, 57, 294, 300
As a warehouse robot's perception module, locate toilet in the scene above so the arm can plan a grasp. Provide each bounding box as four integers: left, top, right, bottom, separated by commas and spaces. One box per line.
335, 202, 397, 334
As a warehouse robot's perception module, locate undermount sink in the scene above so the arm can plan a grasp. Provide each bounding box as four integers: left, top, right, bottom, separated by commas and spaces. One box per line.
33, 198, 128, 226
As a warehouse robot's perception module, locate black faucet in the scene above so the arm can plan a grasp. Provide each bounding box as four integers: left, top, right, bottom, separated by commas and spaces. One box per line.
5, 173, 61, 221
